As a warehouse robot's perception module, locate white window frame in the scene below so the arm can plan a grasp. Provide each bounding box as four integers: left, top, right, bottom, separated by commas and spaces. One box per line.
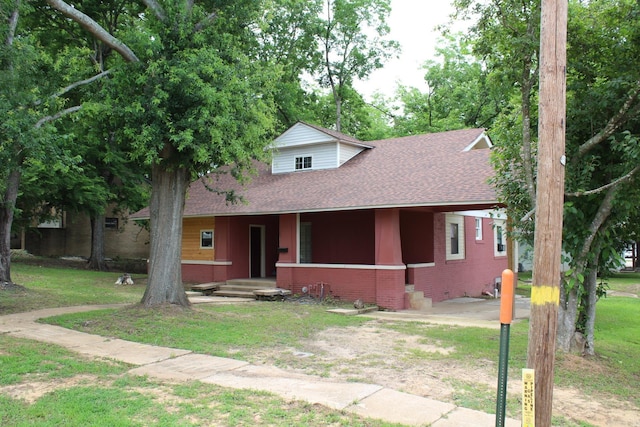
295, 155, 312, 170
446, 214, 465, 261
493, 220, 507, 257
200, 230, 214, 249
475, 217, 483, 240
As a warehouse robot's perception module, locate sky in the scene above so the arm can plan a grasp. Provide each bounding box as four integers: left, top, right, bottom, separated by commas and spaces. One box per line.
354, 1, 458, 100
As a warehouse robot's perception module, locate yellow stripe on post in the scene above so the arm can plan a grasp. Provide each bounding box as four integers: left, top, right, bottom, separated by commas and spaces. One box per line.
530, 285, 560, 306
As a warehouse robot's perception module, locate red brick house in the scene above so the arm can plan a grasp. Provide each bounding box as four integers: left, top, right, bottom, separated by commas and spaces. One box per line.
135, 122, 508, 310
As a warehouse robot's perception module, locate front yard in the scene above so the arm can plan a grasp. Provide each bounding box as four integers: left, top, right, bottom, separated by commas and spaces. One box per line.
1, 260, 638, 426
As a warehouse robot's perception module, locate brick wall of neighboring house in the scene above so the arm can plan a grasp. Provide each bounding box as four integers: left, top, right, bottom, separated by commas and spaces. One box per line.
25, 209, 149, 260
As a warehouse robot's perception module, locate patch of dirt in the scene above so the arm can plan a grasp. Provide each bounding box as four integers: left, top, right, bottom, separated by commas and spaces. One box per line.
0, 375, 102, 403
248, 320, 639, 427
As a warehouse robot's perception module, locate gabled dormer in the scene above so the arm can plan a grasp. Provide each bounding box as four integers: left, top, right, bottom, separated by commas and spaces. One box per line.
462, 132, 493, 151
271, 122, 373, 174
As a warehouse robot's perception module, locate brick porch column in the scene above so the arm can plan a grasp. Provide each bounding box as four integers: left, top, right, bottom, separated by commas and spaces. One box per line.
374, 208, 406, 309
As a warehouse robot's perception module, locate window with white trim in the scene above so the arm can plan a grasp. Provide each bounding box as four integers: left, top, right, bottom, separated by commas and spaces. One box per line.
475, 217, 483, 240
200, 230, 214, 249
446, 214, 465, 260
295, 156, 312, 170
451, 223, 459, 253
494, 220, 507, 256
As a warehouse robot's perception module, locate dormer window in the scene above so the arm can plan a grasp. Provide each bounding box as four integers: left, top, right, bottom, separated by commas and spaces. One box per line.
295, 156, 312, 170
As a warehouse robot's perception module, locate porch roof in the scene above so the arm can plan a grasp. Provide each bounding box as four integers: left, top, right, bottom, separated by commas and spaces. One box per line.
134, 128, 500, 219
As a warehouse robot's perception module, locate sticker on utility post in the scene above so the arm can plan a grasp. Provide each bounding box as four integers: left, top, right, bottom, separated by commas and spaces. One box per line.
522, 369, 535, 427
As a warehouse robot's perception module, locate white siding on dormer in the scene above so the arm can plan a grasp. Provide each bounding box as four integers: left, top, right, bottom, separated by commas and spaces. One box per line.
272, 143, 338, 173
339, 142, 364, 165
462, 132, 493, 151
274, 123, 335, 148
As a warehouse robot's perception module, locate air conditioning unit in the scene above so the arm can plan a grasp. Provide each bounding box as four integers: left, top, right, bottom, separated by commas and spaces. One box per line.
497, 243, 505, 252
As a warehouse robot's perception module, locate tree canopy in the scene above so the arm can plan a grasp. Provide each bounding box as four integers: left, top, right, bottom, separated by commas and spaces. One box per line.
452, 0, 640, 354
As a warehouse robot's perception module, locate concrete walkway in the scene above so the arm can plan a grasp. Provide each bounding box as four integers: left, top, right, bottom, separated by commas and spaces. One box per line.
0, 302, 521, 427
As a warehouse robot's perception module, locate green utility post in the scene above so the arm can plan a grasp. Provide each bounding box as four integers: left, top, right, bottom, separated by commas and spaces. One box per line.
496, 269, 514, 427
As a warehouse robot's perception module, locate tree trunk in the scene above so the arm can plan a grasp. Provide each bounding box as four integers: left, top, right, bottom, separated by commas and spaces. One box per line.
335, 94, 342, 132
87, 213, 107, 271
584, 264, 598, 356
140, 162, 190, 307
521, 63, 537, 205
557, 279, 579, 352
0, 169, 21, 285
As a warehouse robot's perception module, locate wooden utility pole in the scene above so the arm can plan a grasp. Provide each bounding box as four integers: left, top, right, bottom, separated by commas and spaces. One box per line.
527, 0, 567, 425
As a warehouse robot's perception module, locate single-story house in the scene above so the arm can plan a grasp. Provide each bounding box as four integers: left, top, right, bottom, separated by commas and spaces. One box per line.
134, 122, 509, 310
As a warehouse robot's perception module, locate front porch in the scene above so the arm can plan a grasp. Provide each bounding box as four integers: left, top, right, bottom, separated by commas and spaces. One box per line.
184, 208, 507, 310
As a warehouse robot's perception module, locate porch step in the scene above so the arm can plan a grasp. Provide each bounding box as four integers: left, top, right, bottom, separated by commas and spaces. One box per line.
210, 278, 278, 299
405, 290, 432, 311
190, 282, 223, 295
186, 290, 204, 297
211, 290, 257, 298
253, 288, 292, 301
226, 278, 277, 288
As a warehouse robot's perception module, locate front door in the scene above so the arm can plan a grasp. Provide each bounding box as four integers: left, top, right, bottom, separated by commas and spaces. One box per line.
250, 225, 265, 278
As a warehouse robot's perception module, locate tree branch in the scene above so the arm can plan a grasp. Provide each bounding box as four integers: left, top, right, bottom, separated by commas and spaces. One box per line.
578, 79, 640, 156
195, 11, 218, 32
6, 3, 19, 47
35, 105, 82, 128
35, 70, 112, 106
46, 0, 139, 63
565, 165, 640, 197
141, 0, 167, 22
576, 185, 616, 266
520, 208, 536, 223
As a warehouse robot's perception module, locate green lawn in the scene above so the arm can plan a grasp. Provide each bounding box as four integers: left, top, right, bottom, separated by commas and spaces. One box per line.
1, 260, 401, 427
2, 260, 638, 426
2, 263, 145, 314
0, 336, 397, 427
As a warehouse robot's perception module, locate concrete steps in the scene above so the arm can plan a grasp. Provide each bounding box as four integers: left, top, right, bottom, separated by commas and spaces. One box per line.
405, 284, 432, 311
210, 278, 277, 299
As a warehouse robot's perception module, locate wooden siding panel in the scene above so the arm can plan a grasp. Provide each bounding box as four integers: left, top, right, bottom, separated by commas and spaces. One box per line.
182, 217, 215, 260
272, 143, 338, 173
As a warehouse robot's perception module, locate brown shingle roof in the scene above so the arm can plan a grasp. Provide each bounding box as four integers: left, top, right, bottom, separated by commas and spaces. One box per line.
133, 128, 498, 219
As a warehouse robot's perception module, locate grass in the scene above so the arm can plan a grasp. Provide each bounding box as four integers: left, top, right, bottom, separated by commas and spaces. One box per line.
2, 259, 639, 426
2, 259, 399, 427
0, 336, 129, 386
43, 303, 368, 361
1, 369, 400, 427
2, 263, 145, 314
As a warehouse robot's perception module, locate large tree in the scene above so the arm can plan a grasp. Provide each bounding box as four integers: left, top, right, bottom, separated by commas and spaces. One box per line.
456, 0, 640, 354
1, 0, 98, 285
394, 33, 506, 136
317, 0, 398, 132
45, 0, 279, 307
1, 0, 149, 277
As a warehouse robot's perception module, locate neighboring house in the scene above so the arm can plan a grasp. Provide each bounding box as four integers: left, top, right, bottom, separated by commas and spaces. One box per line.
16, 207, 149, 261
517, 241, 571, 272
134, 122, 508, 310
